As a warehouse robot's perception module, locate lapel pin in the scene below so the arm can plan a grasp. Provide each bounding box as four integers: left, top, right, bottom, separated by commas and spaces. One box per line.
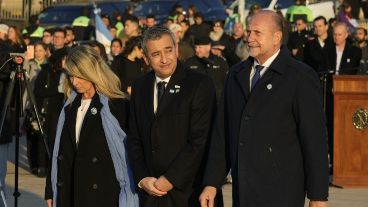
347, 58, 351, 63
267, 84, 272, 90
91, 107, 97, 115
175, 89, 180, 93
169, 89, 175, 94
175, 85, 181, 89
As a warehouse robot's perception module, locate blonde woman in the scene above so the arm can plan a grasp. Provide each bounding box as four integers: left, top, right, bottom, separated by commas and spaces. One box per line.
45, 45, 138, 207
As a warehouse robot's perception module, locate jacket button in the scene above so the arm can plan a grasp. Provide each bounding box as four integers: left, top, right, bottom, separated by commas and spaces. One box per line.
151, 150, 155, 154
239, 142, 244, 147
58, 155, 63, 161
57, 181, 63, 187
92, 184, 98, 190
92, 157, 98, 163
244, 116, 250, 121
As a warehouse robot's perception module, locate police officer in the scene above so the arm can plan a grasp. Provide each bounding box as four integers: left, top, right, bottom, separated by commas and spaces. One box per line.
22, 14, 45, 44
287, 17, 313, 61
184, 36, 229, 101
72, 7, 93, 41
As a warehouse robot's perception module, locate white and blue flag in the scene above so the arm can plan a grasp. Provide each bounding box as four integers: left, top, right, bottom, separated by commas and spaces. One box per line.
94, 4, 112, 53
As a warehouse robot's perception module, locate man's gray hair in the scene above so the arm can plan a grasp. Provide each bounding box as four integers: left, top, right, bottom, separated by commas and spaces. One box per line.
141, 25, 177, 56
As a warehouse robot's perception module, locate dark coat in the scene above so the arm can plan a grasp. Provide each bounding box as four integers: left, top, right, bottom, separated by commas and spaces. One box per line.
0, 40, 13, 144
33, 64, 64, 146
203, 47, 330, 207
110, 56, 144, 93
304, 35, 335, 73
127, 63, 216, 207
184, 54, 228, 102
45, 94, 129, 207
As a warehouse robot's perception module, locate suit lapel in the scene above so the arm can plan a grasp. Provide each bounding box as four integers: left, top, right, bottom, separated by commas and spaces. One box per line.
235, 60, 252, 100
142, 71, 155, 120
156, 62, 186, 115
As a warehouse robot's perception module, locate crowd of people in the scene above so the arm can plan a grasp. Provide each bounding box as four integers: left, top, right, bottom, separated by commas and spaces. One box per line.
0, 0, 367, 206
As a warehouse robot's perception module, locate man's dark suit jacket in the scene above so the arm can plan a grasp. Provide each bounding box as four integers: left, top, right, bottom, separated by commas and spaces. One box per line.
127, 62, 216, 207
304, 35, 335, 73
203, 47, 329, 207
327, 42, 362, 74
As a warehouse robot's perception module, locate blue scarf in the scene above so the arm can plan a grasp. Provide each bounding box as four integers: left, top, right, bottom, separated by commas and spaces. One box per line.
51, 92, 139, 207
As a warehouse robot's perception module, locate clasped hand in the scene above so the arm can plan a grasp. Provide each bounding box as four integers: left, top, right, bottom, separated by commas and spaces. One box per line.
140, 176, 173, 197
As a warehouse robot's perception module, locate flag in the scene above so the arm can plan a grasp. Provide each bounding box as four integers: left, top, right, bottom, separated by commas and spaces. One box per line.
94, 6, 112, 54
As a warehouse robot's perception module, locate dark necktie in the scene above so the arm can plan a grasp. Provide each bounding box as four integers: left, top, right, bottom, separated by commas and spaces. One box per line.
251, 65, 264, 91
157, 81, 166, 106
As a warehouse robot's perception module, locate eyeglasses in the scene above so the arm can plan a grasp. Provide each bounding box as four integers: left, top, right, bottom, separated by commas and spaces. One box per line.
214, 24, 221, 27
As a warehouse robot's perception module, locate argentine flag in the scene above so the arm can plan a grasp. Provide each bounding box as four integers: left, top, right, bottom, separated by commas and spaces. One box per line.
94, 5, 112, 53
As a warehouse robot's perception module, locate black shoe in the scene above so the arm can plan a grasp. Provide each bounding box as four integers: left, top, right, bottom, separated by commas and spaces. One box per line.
37, 168, 46, 178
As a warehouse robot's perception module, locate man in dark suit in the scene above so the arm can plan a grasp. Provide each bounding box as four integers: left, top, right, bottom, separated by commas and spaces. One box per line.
329, 22, 362, 73
200, 11, 329, 207
127, 26, 216, 207
304, 16, 334, 73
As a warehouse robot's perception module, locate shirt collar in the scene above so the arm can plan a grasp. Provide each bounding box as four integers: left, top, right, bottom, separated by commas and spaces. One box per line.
155, 75, 171, 85
253, 49, 281, 69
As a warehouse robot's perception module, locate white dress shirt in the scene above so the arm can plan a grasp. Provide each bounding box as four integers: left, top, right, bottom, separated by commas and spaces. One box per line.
75, 98, 91, 144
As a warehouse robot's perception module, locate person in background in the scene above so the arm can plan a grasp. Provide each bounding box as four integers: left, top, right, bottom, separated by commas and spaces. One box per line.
304, 16, 334, 73
51, 28, 66, 54
185, 36, 229, 102
337, 2, 359, 33
109, 26, 118, 39
354, 27, 368, 74
287, 17, 313, 61
145, 15, 156, 28
111, 36, 144, 94
22, 14, 45, 44
42, 29, 53, 50
0, 23, 11, 207
64, 26, 77, 48
72, 7, 93, 41
45, 45, 138, 207
108, 38, 123, 65
187, 5, 197, 25
23, 42, 50, 177
189, 13, 211, 38
88, 40, 108, 63
7, 25, 26, 53
209, 20, 239, 67
179, 20, 194, 61
119, 15, 141, 47
286, 0, 313, 23
101, 13, 111, 29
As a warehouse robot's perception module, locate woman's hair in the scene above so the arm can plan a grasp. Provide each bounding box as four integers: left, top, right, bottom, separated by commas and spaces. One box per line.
122, 35, 142, 57
88, 40, 108, 62
64, 45, 126, 99
111, 38, 123, 47
9, 25, 25, 46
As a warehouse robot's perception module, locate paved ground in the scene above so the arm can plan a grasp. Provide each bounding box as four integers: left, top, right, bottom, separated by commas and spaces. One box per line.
2, 136, 368, 207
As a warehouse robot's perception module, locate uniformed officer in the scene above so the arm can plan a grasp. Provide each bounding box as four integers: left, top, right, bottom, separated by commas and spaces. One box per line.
22, 15, 45, 44
72, 7, 94, 41
184, 36, 229, 101
287, 17, 313, 61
